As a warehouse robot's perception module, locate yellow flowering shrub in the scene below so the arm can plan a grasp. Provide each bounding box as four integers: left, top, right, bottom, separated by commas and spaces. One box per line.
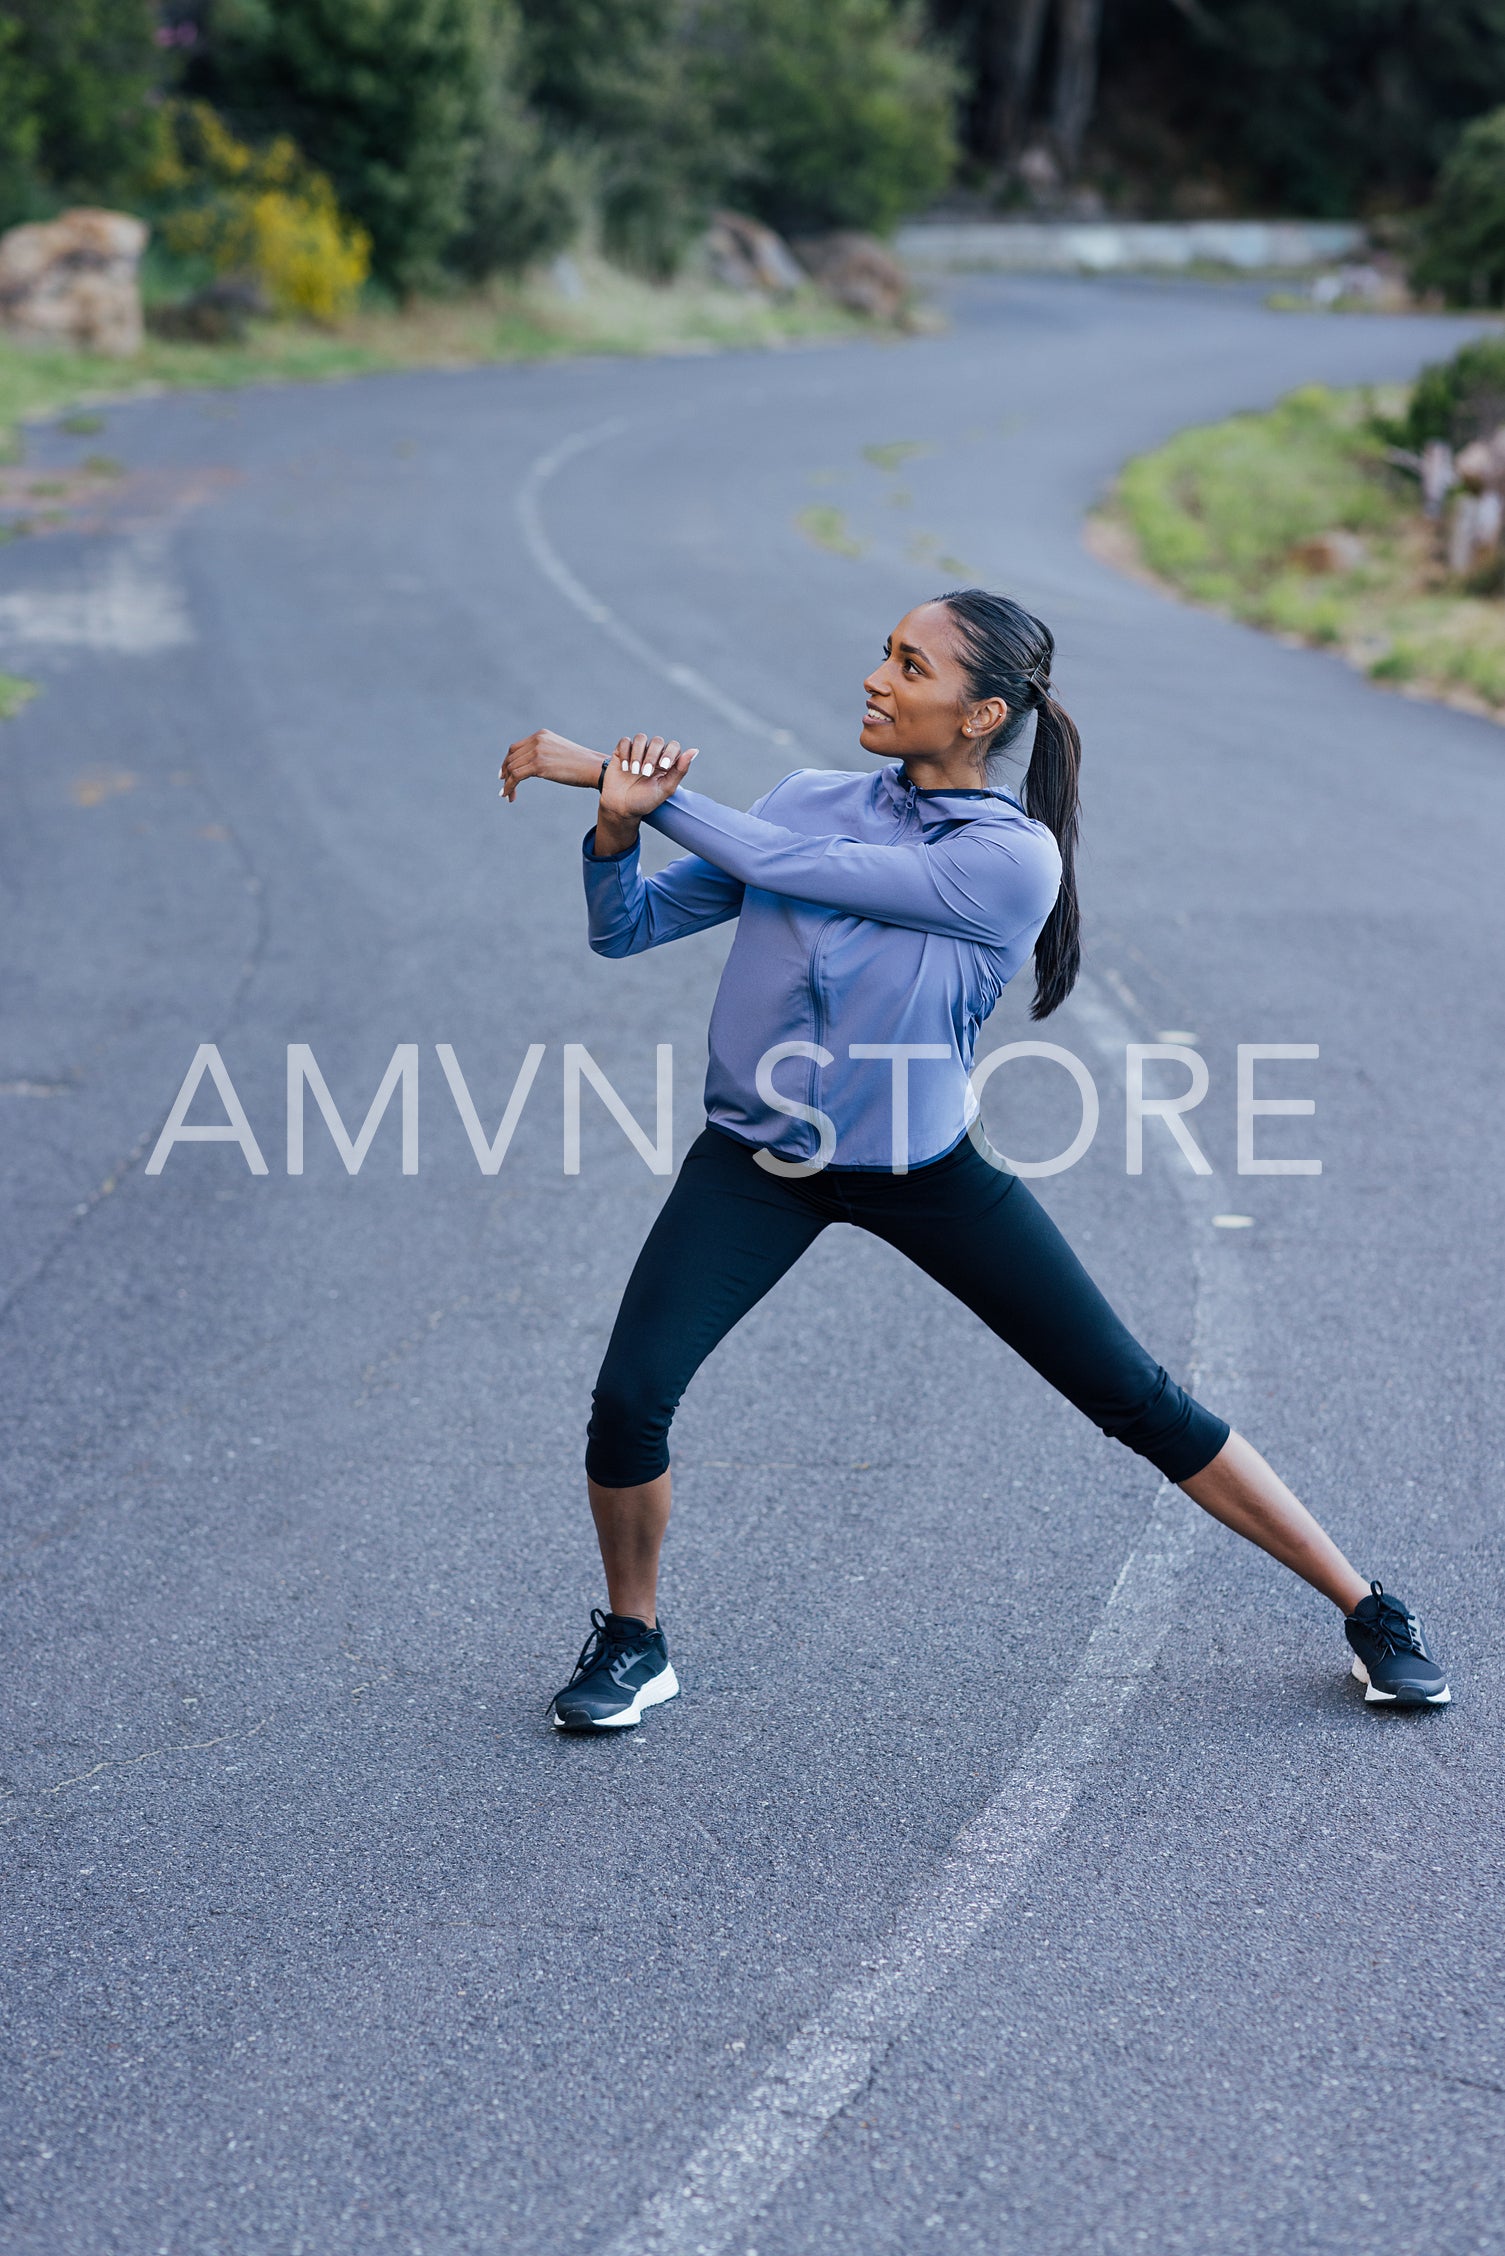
145, 101, 370, 324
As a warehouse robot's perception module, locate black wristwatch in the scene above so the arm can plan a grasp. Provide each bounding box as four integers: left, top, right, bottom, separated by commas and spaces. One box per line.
595, 757, 610, 793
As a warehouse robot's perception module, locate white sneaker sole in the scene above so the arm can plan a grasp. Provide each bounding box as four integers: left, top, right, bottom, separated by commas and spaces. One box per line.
552, 1660, 680, 1731
1350, 1656, 1451, 1706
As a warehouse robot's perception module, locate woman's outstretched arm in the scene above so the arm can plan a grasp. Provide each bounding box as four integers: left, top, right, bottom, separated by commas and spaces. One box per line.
645, 782, 1061, 947
501, 729, 739, 954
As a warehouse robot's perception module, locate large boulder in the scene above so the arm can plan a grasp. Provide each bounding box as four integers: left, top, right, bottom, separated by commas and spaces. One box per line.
0, 208, 149, 358
791, 232, 907, 322
704, 211, 805, 298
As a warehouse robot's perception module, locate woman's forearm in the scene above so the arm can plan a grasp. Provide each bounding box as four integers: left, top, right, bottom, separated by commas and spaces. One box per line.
594, 808, 641, 859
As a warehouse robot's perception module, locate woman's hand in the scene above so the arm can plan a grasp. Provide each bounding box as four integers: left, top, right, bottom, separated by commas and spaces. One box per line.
595, 734, 699, 857
499, 729, 608, 802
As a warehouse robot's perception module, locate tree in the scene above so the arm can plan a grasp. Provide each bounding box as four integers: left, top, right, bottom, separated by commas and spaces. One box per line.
514, 0, 726, 275
1051, 0, 1102, 175
1413, 108, 1505, 307
0, 18, 43, 227
449, 0, 578, 279
933, 0, 1505, 209
1091, 0, 1505, 214
192, 0, 491, 291
973, 0, 1050, 166
707, 0, 958, 238
0, 0, 164, 226
929, 0, 1102, 176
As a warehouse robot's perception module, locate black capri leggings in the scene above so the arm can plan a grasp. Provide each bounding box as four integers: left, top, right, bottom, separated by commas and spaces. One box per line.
587, 1126, 1228, 1489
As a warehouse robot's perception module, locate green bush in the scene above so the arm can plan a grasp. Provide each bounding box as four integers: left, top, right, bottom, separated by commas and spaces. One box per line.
1394, 336, 1505, 450
0, 18, 43, 227
0, 0, 164, 227
1413, 106, 1505, 309
449, 3, 579, 280
710, 0, 957, 239
515, 0, 729, 278
144, 101, 371, 322
195, 0, 579, 291
515, 0, 956, 274
192, 0, 489, 293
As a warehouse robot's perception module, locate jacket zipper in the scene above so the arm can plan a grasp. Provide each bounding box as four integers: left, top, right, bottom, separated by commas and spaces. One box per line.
801, 792, 918, 1158
807, 917, 834, 1153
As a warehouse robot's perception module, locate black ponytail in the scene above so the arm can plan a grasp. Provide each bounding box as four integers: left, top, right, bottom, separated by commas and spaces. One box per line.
932, 587, 1082, 1020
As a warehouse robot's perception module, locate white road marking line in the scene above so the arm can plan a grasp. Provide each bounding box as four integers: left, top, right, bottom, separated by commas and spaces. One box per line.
517, 417, 1257, 2256
604, 988, 1250, 2256
515, 422, 796, 749
602, 1480, 1200, 2256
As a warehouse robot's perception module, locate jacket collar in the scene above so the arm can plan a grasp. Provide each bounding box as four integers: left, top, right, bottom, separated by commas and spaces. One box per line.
875, 762, 1023, 826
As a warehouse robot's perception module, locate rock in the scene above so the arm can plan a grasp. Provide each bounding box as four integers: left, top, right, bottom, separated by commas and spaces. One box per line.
1290, 530, 1368, 574
0, 207, 149, 357
147, 276, 268, 346
790, 232, 908, 322
1016, 145, 1062, 201
1454, 425, 1505, 491
1309, 260, 1409, 312
704, 212, 804, 298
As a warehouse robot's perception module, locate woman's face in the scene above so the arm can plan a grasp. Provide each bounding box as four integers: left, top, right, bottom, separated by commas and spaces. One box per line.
859, 603, 1004, 764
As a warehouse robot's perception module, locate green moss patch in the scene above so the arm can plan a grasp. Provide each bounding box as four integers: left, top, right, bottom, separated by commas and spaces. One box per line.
0, 672, 39, 720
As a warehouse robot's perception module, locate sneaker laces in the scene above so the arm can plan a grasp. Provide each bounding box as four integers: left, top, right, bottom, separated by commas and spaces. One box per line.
548, 1608, 643, 1711
1363, 1580, 1425, 1658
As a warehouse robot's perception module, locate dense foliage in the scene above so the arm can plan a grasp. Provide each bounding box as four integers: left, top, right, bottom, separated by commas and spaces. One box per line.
1391, 336, 1505, 450
186, 0, 518, 292
0, 0, 163, 217
513, 0, 954, 273
936, 0, 1505, 217
0, 0, 955, 289
145, 99, 371, 319
710, 0, 955, 239
8, 0, 1505, 313
1412, 107, 1505, 307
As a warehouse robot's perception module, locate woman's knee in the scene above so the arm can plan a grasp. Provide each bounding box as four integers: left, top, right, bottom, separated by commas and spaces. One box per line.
1103, 1369, 1230, 1483
584, 1357, 675, 1489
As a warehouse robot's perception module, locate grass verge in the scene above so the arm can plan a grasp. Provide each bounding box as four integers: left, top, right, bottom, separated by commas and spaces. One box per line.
1093, 381, 1505, 717
0, 255, 881, 462
0, 670, 39, 720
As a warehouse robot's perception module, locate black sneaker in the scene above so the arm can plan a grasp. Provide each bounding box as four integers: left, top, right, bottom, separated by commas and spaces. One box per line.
1345, 1581, 1451, 1707
550, 1609, 679, 1732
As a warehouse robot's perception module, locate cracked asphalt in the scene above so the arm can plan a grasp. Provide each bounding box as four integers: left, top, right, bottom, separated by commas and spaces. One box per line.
1, 274, 1502, 2255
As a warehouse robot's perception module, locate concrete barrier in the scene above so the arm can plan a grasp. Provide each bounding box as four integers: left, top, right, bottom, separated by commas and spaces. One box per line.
893, 219, 1365, 275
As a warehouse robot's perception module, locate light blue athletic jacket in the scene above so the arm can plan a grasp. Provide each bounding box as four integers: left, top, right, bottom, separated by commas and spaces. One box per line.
581, 764, 1062, 1169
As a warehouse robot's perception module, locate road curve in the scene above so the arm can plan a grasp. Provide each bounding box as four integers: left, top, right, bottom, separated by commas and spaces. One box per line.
1, 277, 1500, 2256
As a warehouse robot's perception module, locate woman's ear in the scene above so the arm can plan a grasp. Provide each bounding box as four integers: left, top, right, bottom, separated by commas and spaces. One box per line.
962, 697, 1007, 741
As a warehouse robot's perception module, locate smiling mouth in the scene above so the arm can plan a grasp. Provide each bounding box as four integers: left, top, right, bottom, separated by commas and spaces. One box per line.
862, 705, 893, 725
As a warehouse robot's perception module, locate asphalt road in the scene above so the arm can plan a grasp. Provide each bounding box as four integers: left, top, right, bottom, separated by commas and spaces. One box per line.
2, 276, 1502, 2256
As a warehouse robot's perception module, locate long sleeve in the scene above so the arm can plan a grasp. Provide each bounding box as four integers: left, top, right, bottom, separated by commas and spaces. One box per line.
645, 785, 1060, 946
582, 828, 745, 957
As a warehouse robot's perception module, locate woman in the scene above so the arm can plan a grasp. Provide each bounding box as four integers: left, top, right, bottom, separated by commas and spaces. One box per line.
501, 590, 1449, 1727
